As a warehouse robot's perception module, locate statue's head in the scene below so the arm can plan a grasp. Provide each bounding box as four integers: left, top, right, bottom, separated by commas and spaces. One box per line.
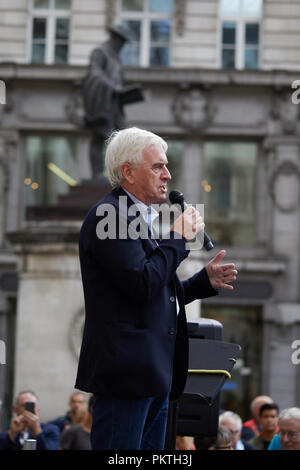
108, 24, 131, 50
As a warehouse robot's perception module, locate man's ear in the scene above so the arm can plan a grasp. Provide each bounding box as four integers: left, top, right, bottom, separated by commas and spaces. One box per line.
120, 162, 135, 185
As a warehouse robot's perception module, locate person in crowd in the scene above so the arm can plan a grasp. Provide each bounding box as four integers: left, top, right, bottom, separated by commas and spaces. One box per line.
219, 411, 255, 450
249, 403, 279, 450
60, 395, 93, 450
176, 436, 196, 450
269, 407, 300, 451
242, 395, 274, 440
209, 425, 233, 450
0, 390, 59, 450
48, 391, 87, 433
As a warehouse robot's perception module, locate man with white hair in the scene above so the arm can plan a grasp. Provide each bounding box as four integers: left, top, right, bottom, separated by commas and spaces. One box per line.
220, 411, 255, 450
75, 127, 237, 450
277, 407, 300, 450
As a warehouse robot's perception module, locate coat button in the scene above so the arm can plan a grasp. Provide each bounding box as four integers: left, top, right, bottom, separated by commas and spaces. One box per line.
170, 296, 176, 303
168, 328, 176, 335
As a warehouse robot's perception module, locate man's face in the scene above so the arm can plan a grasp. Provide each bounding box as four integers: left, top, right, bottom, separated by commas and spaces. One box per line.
279, 418, 300, 450
219, 418, 241, 448
123, 144, 171, 206
69, 394, 87, 413
13, 393, 39, 416
260, 409, 278, 433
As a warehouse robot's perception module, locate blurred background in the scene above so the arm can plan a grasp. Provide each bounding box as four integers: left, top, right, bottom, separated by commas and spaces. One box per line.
0, 0, 300, 429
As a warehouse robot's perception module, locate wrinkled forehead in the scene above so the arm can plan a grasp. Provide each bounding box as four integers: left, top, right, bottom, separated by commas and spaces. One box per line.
280, 418, 300, 431
141, 143, 168, 164
17, 393, 38, 405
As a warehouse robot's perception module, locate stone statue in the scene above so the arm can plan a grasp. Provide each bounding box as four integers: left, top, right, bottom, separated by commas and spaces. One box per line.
82, 25, 143, 178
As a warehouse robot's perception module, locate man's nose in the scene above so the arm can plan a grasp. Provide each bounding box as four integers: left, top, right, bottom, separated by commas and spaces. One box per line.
162, 166, 171, 180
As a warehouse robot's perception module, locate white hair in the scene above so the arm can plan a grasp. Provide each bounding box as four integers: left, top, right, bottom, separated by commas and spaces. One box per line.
104, 127, 168, 187
279, 407, 300, 424
219, 411, 242, 431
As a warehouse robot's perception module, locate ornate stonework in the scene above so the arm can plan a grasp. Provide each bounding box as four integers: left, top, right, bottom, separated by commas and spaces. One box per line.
65, 90, 85, 126
272, 89, 300, 134
172, 87, 215, 131
270, 160, 300, 212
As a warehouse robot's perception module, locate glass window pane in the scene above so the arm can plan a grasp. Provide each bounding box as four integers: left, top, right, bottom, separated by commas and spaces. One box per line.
150, 46, 169, 66
32, 44, 45, 63
34, 0, 49, 9
33, 18, 46, 39
242, 0, 262, 17
56, 18, 69, 40
245, 23, 259, 45
220, 0, 240, 16
149, 0, 173, 14
203, 142, 257, 247
222, 22, 236, 44
55, 0, 71, 9
55, 44, 68, 63
151, 20, 171, 43
122, 0, 144, 11
245, 48, 258, 68
24, 136, 77, 208
222, 48, 235, 68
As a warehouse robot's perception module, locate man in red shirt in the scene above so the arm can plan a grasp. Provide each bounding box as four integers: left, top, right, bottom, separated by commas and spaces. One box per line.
243, 395, 274, 437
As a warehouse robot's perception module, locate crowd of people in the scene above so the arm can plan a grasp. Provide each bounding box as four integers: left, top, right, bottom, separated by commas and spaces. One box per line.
0, 391, 299, 450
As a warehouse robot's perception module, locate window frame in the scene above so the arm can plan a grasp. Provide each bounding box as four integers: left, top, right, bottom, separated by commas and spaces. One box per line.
116, 0, 173, 67
218, 0, 262, 70
27, 0, 71, 64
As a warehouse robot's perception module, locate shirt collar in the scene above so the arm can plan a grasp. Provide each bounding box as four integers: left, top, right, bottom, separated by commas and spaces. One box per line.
122, 187, 158, 224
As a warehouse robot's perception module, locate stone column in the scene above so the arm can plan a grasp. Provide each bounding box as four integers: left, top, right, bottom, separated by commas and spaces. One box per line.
268, 136, 300, 301
182, 136, 203, 205
0, 134, 8, 247
262, 135, 300, 408
8, 225, 86, 422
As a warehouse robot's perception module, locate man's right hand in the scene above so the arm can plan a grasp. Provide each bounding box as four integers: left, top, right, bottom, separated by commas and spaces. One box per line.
8, 415, 25, 442
171, 206, 205, 241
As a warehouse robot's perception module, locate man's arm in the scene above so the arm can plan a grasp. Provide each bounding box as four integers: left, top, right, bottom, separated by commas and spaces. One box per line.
182, 250, 237, 304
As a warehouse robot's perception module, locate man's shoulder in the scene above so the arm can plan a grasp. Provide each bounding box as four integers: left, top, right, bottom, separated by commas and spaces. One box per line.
40, 422, 60, 435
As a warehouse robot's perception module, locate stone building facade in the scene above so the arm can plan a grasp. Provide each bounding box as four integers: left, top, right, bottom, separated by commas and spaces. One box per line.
0, 0, 300, 425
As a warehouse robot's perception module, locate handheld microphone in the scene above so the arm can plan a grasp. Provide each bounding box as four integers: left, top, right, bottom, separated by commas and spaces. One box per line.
169, 189, 214, 251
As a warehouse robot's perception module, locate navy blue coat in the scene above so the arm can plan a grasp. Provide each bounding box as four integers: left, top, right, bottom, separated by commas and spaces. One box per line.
75, 186, 218, 401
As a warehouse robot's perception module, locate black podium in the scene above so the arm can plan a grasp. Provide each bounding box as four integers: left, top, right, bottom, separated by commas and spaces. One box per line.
164, 318, 241, 450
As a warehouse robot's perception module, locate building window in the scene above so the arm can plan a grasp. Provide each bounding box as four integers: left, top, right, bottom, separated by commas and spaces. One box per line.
220, 0, 262, 69
202, 142, 257, 247
118, 0, 173, 67
30, 0, 71, 64
24, 136, 77, 212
